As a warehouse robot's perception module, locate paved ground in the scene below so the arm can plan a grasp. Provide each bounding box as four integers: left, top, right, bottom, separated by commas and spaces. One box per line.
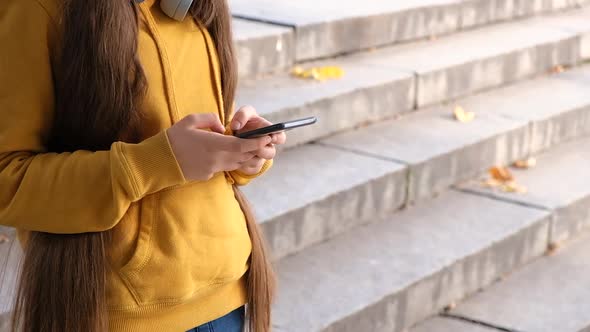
414, 229, 590, 332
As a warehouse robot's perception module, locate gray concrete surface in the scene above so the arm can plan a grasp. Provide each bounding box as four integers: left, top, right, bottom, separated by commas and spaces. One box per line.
450, 230, 590, 332
461, 0, 589, 28
240, 65, 590, 260
274, 190, 551, 332
320, 64, 590, 203
230, 0, 589, 61
459, 137, 590, 245
236, 56, 414, 148
320, 97, 531, 203
233, 18, 294, 77
352, 10, 589, 107
454, 65, 590, 154
231, 0, 462, 61
236, 9, 590, 148
411, 316, 499, 332
243, 144, 407, 260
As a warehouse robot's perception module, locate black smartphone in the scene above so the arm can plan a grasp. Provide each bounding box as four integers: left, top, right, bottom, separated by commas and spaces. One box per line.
235, 116, 317, 139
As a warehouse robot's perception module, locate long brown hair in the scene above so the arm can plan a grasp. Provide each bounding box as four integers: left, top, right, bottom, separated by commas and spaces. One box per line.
11, 0, 275, 331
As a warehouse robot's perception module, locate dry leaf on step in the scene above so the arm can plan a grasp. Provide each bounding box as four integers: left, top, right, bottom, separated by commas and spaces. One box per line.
551, 65, 565, 74
546, 242, 560, 256
489, 166, 513, 182
513, 157, 537, 169
291, 66, 344, 81
484, 166, 527, 194
0, 233, 9, 244
453, 106, 475, 123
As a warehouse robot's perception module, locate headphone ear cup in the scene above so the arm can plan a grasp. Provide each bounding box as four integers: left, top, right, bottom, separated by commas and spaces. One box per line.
160, 0, 193, 21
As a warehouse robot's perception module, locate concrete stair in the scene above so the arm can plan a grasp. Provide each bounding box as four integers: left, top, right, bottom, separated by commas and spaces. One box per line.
412, 317, 500, 332
273, 190, 552, 332
271, 136, 590, 332
244, 64, 590, 260
413, 228, 590, 332
234, 18, 294, 78
232, 0, 590, 76
237, 7, 590, 147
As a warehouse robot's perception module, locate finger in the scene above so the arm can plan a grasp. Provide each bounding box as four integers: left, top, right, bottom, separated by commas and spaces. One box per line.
231, 105, 258, 131
255, 145, 276, 160
218, 152, 251, 171
239, 156, 264, 166
218, 135, 272, 153
270, 132, 287, 145
239, 157, 265, 173
181, 113, 225, 133
237, 152, 257, 163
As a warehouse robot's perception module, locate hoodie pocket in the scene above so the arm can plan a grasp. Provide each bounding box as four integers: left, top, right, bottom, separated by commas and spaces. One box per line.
119, 174, 252, 306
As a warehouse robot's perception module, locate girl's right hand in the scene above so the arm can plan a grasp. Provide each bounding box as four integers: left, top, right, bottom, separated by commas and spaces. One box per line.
167, 113, 272, 181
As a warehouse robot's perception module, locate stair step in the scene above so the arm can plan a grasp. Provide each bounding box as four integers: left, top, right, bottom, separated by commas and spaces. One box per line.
274, 190, 551, 332
321, 65, 590, 202
233, 18, 294, 78
459, 137, 590, 245
273, 136, 590, 332
412, 317, 498, 332
231, 0, 589, 63
445, 228, 590, 332
244, 144, 408, 260
237, 8, 590, 147
246, 64, 590, 260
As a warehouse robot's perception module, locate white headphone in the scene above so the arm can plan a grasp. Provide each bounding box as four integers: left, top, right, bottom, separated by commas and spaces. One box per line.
160, 0, 193, 21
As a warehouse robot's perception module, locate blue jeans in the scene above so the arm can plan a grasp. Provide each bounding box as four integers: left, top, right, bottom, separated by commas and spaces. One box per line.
187, 306, 245, 332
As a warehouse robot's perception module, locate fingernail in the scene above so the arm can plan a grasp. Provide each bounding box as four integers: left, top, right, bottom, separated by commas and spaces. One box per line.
232, 121, 242, 131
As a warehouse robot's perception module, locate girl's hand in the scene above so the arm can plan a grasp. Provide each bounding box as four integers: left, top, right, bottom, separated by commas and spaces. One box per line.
231, 106, 287, 175
167, 113, 272, 181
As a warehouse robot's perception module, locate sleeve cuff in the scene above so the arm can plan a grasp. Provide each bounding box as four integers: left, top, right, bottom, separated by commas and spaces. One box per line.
230, 159, 273, 186
113, 131, 186, 200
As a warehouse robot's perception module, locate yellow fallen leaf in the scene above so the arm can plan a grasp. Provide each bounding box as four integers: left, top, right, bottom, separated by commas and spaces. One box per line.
291, 66, 345, 81
513, 157, 537, 169
291, 66, 305, 76
489, 166, 514, 182
551, 65, 565, 74
484, 166, 528, 194
453, 106, 475, 123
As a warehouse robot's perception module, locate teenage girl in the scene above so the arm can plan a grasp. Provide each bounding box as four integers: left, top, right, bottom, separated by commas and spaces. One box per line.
0, 0, 285, 331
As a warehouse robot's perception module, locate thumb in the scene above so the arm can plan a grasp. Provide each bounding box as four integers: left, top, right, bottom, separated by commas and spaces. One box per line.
180, 113, 225, 133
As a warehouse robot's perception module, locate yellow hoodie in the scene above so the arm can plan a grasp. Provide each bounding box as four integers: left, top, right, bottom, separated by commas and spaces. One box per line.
0, 0, 272, 330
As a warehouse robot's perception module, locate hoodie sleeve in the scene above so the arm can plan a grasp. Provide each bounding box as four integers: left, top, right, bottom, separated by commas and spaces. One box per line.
0, 0, 186, 233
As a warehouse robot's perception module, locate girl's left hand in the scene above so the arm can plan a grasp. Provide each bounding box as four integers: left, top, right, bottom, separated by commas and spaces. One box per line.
231, 105, 287, 175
